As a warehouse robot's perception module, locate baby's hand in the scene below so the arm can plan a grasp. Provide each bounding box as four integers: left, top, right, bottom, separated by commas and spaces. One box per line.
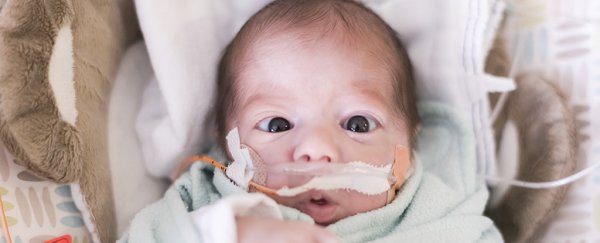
236, 216, 339, 243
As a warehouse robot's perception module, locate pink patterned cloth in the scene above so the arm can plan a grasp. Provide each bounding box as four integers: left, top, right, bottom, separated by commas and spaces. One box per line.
0, 146, 91, 242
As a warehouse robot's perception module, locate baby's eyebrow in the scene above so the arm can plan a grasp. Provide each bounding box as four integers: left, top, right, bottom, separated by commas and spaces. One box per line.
237, 92, 289, 114
237, 79, 288, 102
338, 86, 398, 113
344, 82, 389, 101
352, 77, 391, 89
241, 91, 284, 106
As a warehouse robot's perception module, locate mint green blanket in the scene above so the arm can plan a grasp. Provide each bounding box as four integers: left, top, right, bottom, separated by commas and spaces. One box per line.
119, 103, 502, 242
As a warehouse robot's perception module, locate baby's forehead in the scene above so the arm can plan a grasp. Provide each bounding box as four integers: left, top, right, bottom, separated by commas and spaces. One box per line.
239, 24, 399, 78
227, 0, 408, 105
234, 21, 402, 91
236, 32, 400, 107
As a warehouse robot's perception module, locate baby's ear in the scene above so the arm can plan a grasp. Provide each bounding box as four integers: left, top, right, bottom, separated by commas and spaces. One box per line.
415, 124, 422, 134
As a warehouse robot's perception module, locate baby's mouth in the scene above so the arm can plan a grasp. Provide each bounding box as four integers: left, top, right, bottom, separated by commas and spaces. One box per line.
303, 191, 338, 225
310, 197, 328, 205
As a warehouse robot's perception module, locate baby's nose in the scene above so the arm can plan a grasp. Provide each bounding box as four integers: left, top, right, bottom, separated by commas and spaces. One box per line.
292, 126, 340, 163
295, 153, 332, 162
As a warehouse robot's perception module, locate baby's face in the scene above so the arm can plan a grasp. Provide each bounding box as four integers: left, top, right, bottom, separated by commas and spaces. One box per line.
230, 34, 409, 225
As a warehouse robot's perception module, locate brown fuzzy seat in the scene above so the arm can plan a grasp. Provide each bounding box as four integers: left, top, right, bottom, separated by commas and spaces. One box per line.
485, 73, 578, 242
0, 0, 139, 241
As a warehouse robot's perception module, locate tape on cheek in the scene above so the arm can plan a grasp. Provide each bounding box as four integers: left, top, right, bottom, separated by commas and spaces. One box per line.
224, 128, 255, 189
248, 153, 405, 197
274, 162, 393, 197
242, 144, 266, 184
393, 145, 412, 187
387, 145, 412, 203
223, 127, 414, 199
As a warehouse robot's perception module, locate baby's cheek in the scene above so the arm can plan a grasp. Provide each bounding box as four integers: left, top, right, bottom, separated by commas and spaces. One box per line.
268, 194, 298, 209
344, 144, 395, 165
261, 144, 298, 166
264, 172, 311, 189
345, 192, 388, 214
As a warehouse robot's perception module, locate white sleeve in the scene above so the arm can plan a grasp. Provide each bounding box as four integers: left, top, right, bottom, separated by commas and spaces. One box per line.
189, 193, 282, 243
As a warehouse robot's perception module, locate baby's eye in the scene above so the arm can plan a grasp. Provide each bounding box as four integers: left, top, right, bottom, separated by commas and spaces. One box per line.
342, 115, 378, 133
257, 117, 293, 133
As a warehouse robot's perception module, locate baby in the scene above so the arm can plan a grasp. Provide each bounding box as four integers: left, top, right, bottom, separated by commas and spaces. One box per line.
216, 0, 417, 226
120, 0, 501, 242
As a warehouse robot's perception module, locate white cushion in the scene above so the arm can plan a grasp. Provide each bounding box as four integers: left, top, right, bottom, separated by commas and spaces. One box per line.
132, 0, 506, 180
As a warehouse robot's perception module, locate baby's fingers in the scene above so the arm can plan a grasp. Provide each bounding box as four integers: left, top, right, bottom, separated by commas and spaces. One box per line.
307, 225, 340, 243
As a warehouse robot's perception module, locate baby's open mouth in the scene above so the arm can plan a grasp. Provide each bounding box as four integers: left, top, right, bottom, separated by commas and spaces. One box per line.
304, 191, 338, 225
310, 197, 328, 205
309, 192, 331, 205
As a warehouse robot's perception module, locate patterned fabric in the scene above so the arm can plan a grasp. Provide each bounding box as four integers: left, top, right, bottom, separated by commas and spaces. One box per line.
0, 146, 91, 243
502, 0, 600, 241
